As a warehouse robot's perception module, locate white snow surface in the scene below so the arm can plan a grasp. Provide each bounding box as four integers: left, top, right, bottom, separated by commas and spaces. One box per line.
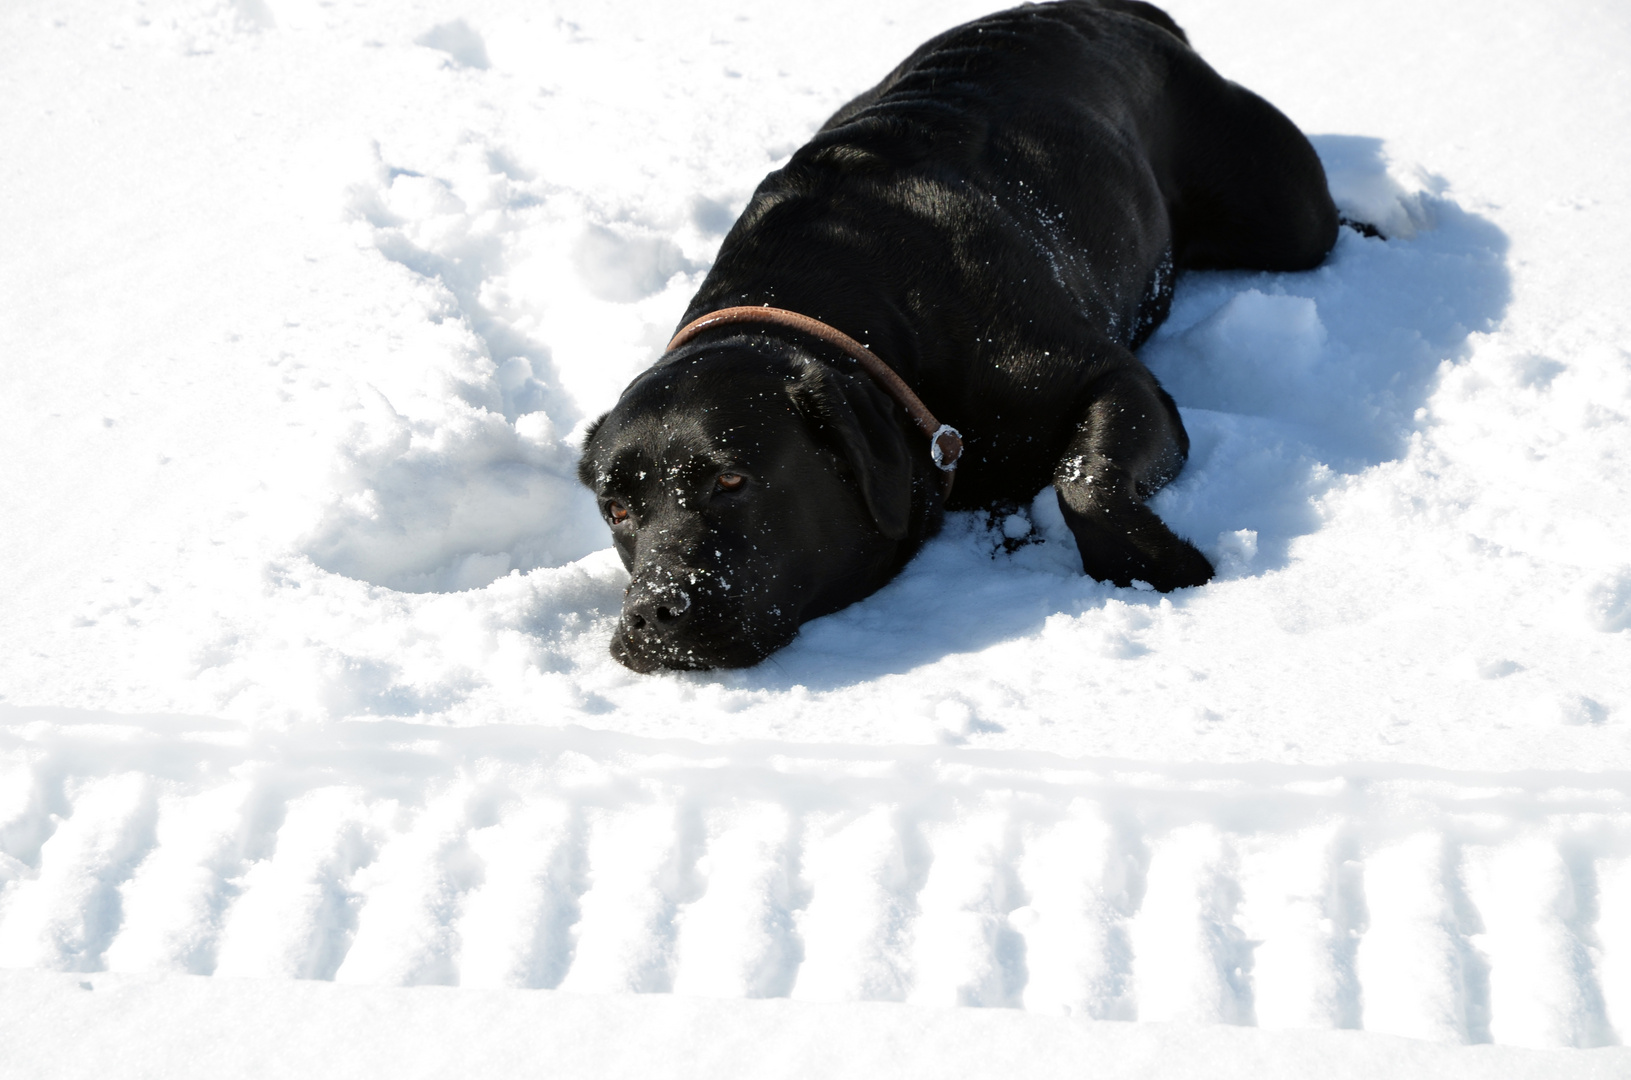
2, 0, 1630, 1071
5, 969, 1630, 1080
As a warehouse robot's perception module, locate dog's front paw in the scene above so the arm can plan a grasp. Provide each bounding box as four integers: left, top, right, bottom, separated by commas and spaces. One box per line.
1137, 539, 1215, 592
1059, 491, 1216, 592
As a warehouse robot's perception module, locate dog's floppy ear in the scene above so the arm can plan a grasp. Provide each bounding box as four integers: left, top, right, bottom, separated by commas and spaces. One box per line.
789, 363, 913, 539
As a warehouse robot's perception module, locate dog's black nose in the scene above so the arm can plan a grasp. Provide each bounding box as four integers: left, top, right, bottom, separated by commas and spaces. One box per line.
624, 581, 692, 634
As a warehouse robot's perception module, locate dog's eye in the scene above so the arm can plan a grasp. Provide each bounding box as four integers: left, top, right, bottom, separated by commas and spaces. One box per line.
715, 473, 745, 492
605, 499, 629, 524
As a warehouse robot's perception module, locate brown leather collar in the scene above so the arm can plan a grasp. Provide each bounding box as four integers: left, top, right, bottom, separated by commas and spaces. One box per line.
664, 305, 963, 495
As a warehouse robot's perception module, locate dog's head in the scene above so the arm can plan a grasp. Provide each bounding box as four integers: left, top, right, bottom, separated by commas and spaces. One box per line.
578, 341, 918, 672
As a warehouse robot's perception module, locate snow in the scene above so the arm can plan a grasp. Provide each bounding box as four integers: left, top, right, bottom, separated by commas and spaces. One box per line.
5, 969, 1631, 1080
1, 0, 1629, 1072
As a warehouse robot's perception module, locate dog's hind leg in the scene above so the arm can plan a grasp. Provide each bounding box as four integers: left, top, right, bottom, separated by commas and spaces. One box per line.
1099, 0, 1191, 45
1158, 57, 1340, 273
1052, 357, 1214, 591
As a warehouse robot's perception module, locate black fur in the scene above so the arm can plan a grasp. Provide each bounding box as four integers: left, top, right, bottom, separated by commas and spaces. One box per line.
579, 0, 1339, 672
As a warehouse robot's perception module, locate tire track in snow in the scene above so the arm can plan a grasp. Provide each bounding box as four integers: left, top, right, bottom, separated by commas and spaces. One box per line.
1599, 856, 1631, 1041
906, 808, 1026, 1008
1463, 836, 1613, 1048
670, 801, 802, 999
211, 786, 382, 980
788, 807, 926, 1003
556, 799, 701, 994
0, 773, 157, 972
1012, 799, 1139, 1019
334, 783, 488, 986
1235, 822, 1364, 1030
0, 761, 56, 881
103, 780, 258, 975
2, 713, 1629, 1047
1357, 833, 1484, 1043
456, 796, 584, 989
1128, 824, 1253, 1025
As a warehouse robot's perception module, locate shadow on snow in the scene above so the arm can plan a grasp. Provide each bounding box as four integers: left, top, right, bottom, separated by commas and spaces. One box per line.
720, 135, 1511, 690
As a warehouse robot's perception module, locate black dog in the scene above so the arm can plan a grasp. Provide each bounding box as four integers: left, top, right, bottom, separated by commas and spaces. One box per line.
579, 0, 1338, 672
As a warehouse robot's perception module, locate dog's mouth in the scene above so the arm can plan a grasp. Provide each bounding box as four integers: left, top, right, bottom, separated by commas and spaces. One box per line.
611, 630, 723, 673
610, 619, 786, 673
609, 573, 797, 673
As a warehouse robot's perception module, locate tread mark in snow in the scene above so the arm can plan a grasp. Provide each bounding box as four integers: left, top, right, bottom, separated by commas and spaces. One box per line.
2, 735, 1629, 1048
211, 787, 381, 981
103, 781, 258, 976
0, 774, 157, 973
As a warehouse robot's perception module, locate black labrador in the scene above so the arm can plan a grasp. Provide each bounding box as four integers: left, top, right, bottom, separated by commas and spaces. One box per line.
579, 0, 1339, 672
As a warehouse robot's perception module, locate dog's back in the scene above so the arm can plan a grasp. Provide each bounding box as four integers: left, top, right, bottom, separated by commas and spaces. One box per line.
686, 4, 1204, 501
804, 0, 1192, 344
686, 2, 1334, 505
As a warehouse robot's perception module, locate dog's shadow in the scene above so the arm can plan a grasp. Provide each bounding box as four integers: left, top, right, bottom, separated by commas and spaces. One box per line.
719, 135, 1512, 692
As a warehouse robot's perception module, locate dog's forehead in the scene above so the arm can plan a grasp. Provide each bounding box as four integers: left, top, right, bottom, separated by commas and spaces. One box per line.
588, 357, 798, 489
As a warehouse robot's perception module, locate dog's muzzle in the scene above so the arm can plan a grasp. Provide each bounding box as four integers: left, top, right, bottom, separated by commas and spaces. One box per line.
624, 579, 692, 635
612, 578, 709, 672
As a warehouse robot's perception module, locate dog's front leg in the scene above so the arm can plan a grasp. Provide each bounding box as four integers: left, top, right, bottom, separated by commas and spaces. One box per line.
1052, 361, 1214, 592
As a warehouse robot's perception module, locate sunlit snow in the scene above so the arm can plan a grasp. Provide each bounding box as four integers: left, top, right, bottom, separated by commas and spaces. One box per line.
2, 0, 1629, 1075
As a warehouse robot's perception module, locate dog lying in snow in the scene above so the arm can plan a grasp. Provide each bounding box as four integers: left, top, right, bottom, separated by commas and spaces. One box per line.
579, 0, 1339, 672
